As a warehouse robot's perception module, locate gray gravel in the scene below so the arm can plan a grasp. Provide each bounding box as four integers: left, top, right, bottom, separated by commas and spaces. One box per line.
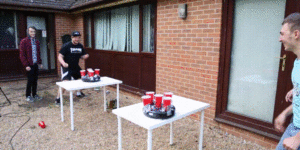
0, 77, 271, 150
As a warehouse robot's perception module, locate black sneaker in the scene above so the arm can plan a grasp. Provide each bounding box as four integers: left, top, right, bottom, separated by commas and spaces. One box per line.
55, 98, 60, 105
76, 92, 85, 98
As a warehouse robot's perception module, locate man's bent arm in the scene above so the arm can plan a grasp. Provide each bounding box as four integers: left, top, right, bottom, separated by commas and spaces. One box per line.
282, 104, 293, 117
275, 104, 293, 133
58, 53, 68, 67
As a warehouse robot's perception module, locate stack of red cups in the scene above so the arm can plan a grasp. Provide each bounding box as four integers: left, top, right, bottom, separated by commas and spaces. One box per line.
142, 91, 173, 110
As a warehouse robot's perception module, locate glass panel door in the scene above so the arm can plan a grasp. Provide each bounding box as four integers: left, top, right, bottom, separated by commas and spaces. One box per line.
27, 16, 48, 70
227, 0, 286, 122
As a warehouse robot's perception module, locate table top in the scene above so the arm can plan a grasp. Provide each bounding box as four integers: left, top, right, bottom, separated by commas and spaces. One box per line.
112, 95, 210, 130
56, 76, 123, 91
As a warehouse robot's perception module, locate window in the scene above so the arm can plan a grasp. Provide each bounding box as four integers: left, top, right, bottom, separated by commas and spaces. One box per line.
227, 0, 286, 123
93, 3, 155, 53
94, 5, 140, 52
85, 14, 92, 48
0, 11, 18, 49
216, 0, 289, 139
143, 4, 155, 53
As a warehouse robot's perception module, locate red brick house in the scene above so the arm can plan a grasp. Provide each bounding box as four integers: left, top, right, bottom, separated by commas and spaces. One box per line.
1, 0, 298, 148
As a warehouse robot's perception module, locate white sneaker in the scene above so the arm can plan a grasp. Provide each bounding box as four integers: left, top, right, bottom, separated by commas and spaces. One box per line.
26, 96, 34, 102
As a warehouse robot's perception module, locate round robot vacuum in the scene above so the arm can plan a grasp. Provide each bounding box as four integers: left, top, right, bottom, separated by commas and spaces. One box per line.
81, 75, 101, 82
143, 104, 175, 119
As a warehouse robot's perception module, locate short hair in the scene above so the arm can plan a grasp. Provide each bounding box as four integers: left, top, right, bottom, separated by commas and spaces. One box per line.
282, 12, 300, 32
28, 26, 37, 31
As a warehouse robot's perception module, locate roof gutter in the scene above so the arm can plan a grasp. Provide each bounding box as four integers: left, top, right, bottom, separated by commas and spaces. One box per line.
69, 0, 106, 10
0, 4, 68, 13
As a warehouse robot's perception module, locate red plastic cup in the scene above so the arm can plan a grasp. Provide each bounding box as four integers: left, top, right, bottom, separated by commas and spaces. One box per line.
164, 92, 173, 98
142, 95, 152, 106
163, 97, 172, 108
80, 70, 86, 77
95, 69, 100, 75
39, 121, 46, 128
146, 91, 155, 100
87, 68, 93, 74
88, 70, 94, 77
154, 94, 163, 108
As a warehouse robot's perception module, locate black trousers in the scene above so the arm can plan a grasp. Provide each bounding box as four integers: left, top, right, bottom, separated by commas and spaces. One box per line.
26, 63, 39, 97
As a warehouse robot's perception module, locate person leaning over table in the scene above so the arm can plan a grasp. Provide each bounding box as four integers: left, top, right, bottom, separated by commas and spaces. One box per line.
19, 26, 43, 102
55, 31, 89, 105
275, 12, 300, 150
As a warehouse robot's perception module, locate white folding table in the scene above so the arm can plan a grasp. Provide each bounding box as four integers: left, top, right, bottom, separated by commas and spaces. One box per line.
56, 76, 122, 131
112, 95, 210, 150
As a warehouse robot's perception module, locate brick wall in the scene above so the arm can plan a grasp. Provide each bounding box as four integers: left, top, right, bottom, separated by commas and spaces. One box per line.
156, 0, 277, 149
55, 13, 85, 75
72, 14, 86, 70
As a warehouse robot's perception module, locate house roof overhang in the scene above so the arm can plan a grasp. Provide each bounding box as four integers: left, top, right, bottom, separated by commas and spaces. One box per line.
0, 0, 141, 14
70, 0, 138, 14
0, 0, 71, 13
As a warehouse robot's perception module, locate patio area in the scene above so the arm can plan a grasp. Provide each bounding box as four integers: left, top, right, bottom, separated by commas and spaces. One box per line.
0, 77, 270, 149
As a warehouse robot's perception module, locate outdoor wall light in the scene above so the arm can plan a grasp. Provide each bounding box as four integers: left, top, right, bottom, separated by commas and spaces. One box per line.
178, 3, 187, 19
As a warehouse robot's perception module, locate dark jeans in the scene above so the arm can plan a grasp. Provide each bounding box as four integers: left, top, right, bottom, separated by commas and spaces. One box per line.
26, 63, 39, 97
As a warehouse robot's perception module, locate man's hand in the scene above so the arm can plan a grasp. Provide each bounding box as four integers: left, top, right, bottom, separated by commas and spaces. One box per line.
81, 54, 89, 60
26, 66, 31, 71
286, 89, 293, 102
275, 113, 286, 133
283, 136, 300, 150
39, 64, 43, 69
62, 63, 68, 68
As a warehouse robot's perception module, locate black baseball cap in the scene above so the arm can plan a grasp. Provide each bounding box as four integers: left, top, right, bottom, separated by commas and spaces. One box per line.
72, 31, 81, 37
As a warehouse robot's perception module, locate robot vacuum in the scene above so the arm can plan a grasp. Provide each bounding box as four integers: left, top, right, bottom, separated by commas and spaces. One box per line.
143, 104, 175, 119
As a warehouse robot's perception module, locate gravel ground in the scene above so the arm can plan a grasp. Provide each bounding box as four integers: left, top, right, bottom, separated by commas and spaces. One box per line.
0, 77, 271, 150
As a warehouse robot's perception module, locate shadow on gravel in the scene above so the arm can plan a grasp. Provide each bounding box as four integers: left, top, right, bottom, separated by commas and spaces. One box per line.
0, 78, 61, 112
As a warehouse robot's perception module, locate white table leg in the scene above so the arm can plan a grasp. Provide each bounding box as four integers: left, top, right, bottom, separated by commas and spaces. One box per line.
70, 91, 74, 131
104, 86, 106, 112
117, 84, 120, 108
170, 122, 173, 145
118, 116, 122, 150
148, 129, 152, 150
59, 87, 64, 122
199, 111, 204, 150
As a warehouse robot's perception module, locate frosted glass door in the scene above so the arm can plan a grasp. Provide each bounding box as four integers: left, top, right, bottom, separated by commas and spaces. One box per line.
227, 0, 286, 122
27, 16, 48, 70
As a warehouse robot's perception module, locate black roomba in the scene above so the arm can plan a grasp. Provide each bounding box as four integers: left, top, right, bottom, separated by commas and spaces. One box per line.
143, 104, 175, 119
81, 75, 101, 82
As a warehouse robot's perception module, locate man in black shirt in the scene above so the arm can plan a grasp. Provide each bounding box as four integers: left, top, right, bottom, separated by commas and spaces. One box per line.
55, 31, 89, 104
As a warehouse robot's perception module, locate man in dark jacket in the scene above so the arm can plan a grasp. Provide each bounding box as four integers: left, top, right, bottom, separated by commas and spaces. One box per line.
19, 26, 43, 102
